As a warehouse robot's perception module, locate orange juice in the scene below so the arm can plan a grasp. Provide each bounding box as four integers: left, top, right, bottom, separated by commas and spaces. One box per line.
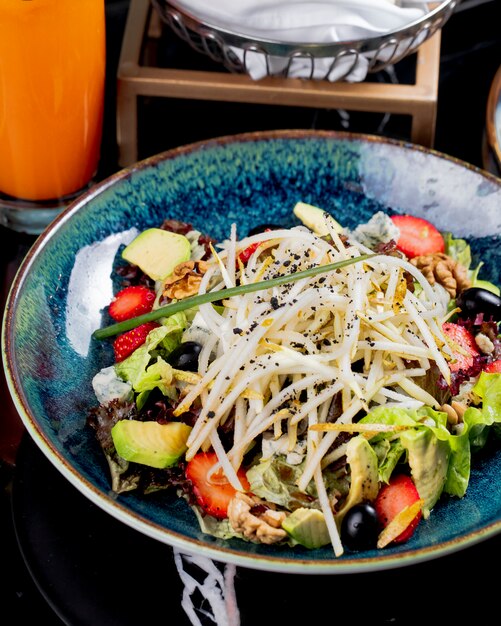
0, 0, 105, 201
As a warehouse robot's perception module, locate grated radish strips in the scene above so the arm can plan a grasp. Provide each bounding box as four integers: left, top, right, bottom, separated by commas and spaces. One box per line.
397, 377, 441, 409
208, 430, 245, 491
365, 254, 440, 304
403, 293, 451, 383
357, 339, 433, 359
289, 381, 344, 426
172, 221, 459, 557
238, 375, 325, 444
298, 399, 364, 492
385, 264, 402, 303
314, 465, 344, 557
196, 359, 328, 443
266, 330, 319, 354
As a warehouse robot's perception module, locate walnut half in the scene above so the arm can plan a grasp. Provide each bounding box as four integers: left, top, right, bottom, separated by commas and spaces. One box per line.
410, 253, 470, 298
228, 493, 287, 545
162, 260, 208, 300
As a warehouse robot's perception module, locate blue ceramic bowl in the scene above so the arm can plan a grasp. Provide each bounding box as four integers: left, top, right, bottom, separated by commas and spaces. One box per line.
3, 130, 501, 574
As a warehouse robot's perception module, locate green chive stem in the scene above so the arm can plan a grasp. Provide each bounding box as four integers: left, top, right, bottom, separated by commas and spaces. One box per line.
92, 253, 376, 340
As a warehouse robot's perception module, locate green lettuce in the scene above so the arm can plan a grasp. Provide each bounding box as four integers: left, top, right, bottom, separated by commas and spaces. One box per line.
158, 311, 187, 353
247, 455, 349, 510
443, 232, 482, 283
133, 357, 173, 394
114, 313, 187, 406
471, 372, 501, 424
359, 406, 416, 439
360, 405, 476, 508
192, 505, 247, 542
246, 457, 298, 508
373, 439, 406, 484
469, 372, 501, 446
134, 357, 177, 410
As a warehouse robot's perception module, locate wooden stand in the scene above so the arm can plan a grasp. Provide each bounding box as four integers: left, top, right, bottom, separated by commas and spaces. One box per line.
117, 0, 442, 167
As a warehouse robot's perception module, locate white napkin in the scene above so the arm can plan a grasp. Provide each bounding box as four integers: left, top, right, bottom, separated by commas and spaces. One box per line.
173, 0, 430, 81
174, 550, 240, 626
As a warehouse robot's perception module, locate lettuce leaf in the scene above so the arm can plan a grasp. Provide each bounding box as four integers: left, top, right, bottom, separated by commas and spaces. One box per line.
158, 311, 187, 353
375, 439, 406, 484
247, 455, 349, 510
467, 372, 501, 448
115, 325, 171, 387
246, 457, 296, 508
360, 405, 472, 505
359, 406, 417, 445
444, 232, 472, 273
192, 505, 247, 542
443, 232, 483, 283
133, 357, 174, 395
114, 313, 187, 403
134, 357, 178, 410
471, 372, 501, 424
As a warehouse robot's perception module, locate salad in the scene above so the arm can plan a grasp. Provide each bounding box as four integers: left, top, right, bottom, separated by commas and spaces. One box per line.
89, 203, 501, 556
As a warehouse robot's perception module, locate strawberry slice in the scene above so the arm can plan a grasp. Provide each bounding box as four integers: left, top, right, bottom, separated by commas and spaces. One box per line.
484, 359, 501, 373
186, 451, 251, 519
113, 321, 159, 362
108, 285, 156, 322
374, 474, 422, 544
390, 214, 445, 259
442, 322, 480, 372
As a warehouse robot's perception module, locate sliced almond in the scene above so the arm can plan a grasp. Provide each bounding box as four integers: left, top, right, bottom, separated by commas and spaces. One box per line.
172, 369, 201, 385
240, 388, 264, 401
309, 423, 412, 433
377, 498, 424, 549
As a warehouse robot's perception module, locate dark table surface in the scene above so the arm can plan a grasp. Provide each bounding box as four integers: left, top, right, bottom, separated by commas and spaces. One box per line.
1, 1, 501, 624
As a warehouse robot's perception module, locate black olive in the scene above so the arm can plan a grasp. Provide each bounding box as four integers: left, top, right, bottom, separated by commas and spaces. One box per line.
456, 287, 501, 321
340, 502, 379, 551
247, 223, 282, 236
166, 341, 202, 372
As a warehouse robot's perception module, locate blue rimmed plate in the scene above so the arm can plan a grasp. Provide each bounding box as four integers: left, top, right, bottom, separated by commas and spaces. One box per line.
3, 130, 501, 574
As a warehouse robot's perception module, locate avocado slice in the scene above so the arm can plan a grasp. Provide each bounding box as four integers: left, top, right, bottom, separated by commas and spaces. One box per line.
121, 228, 191, 281
400, 428, 449, 517
335, 435, 379, 523
282, 507, 331, 549
293, 201, 343, 236
111, 419, 192, 469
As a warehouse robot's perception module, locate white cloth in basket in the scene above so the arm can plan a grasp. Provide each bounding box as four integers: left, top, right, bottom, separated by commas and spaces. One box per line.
174, 0, 430, 81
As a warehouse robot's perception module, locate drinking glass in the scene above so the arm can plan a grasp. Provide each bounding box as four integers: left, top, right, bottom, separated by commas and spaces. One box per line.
0, 0, 106, 234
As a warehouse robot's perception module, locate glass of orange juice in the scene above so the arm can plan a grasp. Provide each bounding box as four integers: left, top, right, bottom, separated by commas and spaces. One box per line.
0, 0, 106, 234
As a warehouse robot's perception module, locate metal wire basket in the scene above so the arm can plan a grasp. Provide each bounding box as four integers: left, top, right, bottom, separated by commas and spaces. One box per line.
151, 0, 458, 81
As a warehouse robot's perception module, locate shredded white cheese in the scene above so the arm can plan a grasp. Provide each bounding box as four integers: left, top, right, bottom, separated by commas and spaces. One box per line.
176, 224, 450, 555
